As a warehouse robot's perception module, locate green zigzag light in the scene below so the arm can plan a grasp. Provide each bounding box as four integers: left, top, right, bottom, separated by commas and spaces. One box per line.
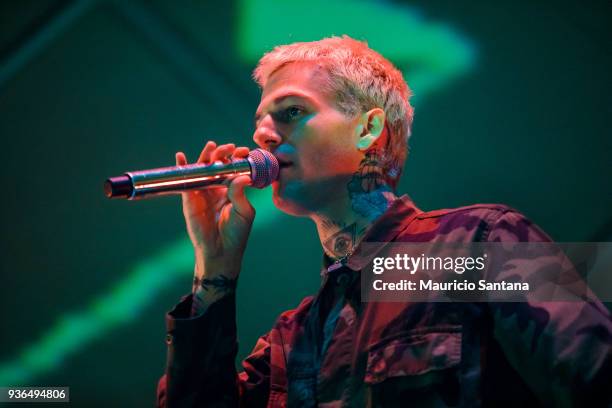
0, 189, 277, 386
237, 0, 475, 97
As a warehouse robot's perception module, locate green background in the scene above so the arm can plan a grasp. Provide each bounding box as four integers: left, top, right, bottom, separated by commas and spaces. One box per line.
0, 0, 610, 406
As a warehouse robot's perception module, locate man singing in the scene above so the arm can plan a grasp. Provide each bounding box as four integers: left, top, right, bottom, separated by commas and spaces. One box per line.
156, 36, 611, 407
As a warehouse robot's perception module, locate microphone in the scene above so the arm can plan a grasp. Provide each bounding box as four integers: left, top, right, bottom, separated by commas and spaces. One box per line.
104, 148, 279, 200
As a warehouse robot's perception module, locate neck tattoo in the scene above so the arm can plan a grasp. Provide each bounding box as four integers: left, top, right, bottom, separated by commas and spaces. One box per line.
318, 150, 397, 262
322, 221, 358, 260
347, 149, 395, 219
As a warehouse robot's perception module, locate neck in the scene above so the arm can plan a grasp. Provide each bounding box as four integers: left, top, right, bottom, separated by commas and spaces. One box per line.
312, 150, 397, 260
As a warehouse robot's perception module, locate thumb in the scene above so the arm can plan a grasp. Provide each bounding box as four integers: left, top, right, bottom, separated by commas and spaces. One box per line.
227, 175, 255, 221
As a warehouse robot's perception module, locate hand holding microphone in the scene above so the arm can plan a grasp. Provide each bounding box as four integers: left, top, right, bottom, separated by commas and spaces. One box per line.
105, 141, 279, 314
179, 143, 256, 313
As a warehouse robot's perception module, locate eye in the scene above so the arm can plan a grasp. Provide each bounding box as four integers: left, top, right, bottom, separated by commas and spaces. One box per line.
272, 106, 304, 123
287, 106, 302, 118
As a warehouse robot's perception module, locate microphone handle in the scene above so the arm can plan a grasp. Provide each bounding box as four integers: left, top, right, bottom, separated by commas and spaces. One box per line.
105, 159, 251, 199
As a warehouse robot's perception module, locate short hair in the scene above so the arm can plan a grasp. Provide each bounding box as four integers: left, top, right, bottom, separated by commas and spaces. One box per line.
253, 35, 414, 187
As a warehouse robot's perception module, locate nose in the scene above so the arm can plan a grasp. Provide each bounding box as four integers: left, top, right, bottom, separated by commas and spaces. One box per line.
253, 115, 282, 151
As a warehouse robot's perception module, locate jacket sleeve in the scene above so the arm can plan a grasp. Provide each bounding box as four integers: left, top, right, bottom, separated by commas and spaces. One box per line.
486, 210, 612, 407
156, 293, 272, 408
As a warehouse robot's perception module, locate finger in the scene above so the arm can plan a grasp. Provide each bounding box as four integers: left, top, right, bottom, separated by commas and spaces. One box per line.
176, 152, 189, 201
211, 143, 236, 163
227, 175, 255, 220
198, 141, 217, 164
232, 146, 250, 159
175, 151, 188, 166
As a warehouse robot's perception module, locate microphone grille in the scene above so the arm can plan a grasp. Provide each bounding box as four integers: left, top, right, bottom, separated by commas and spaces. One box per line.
247, 148, 279, 188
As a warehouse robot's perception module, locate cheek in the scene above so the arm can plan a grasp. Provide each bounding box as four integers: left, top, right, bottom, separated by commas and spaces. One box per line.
299, 144, 355, 178
301, 119, 360, 172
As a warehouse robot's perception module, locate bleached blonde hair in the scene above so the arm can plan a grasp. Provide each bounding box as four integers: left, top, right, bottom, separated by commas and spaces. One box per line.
253, 35, 414, 187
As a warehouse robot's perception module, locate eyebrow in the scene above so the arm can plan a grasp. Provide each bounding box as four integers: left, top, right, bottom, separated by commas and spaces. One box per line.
254, 92, 314, 127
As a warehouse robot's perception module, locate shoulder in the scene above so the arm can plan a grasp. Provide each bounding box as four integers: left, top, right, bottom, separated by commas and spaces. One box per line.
418, 203, 516, 220
399, 203, 551, 242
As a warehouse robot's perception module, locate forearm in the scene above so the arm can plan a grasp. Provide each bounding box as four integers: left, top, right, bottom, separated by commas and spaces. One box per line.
158, 141, 254, 406
157, 252, 243, 406
159, 293, 240, 407
190, 254, 239, 316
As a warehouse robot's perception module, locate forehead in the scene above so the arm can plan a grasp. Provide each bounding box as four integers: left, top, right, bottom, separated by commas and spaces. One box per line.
258, 61, 335, 108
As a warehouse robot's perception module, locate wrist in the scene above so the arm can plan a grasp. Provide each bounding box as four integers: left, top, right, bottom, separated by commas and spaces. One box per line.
191, 274, 237, 316
194, 250, 242, 280
191, 285, 229, 316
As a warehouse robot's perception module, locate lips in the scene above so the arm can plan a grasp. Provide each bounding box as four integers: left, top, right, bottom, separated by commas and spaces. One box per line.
274, 154, 293, 168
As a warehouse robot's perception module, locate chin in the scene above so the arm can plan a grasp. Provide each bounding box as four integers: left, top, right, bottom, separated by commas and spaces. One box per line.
271, 182, 309, 217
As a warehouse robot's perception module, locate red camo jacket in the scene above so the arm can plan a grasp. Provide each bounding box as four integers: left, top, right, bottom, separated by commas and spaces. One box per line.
157, 196, 612, 407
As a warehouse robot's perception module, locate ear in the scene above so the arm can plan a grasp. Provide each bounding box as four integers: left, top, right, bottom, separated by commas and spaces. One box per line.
356, 108, 387, 151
